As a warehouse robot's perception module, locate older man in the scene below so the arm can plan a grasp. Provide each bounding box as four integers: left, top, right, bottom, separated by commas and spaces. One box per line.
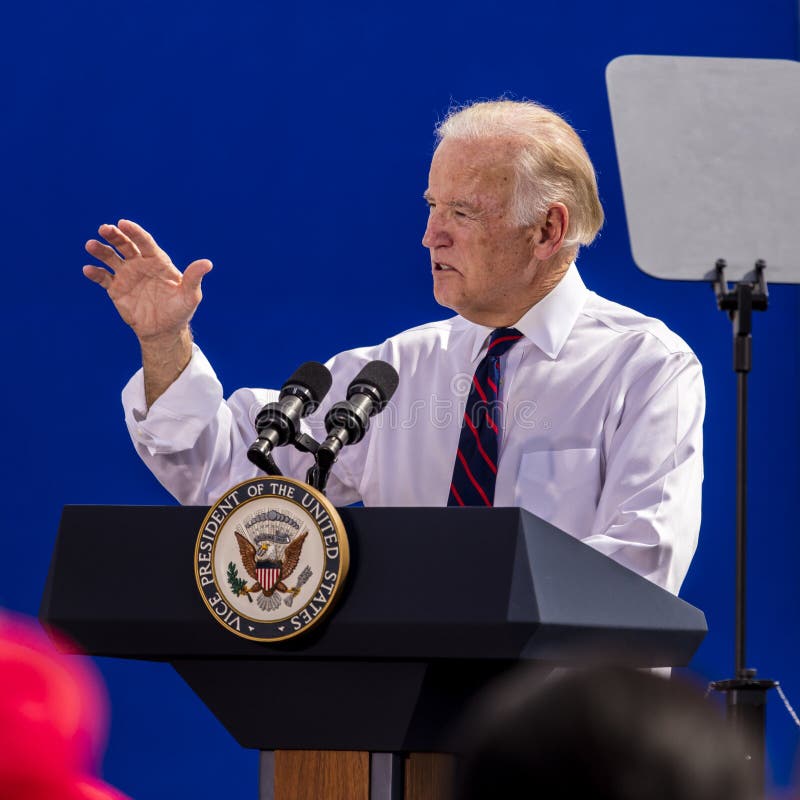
84, 100, 704, 595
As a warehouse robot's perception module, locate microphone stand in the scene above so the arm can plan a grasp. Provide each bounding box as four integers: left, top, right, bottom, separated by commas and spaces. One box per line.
709, 258, 775, 793
307, 446, 335, 495
247, 451, 283, 477
247, 433, 323, 484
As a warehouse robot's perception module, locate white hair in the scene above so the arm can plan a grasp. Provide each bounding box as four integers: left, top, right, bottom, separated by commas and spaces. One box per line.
435, 100, 604, 249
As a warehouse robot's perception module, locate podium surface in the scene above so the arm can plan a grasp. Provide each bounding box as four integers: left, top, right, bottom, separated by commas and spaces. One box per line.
41, 505, 706, 752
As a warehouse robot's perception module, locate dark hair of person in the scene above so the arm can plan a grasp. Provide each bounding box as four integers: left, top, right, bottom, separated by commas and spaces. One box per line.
453, 665, 758, 800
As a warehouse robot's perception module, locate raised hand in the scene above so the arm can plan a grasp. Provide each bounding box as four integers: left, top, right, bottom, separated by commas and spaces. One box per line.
83, 219, 212, 343
84, 219, 214, 407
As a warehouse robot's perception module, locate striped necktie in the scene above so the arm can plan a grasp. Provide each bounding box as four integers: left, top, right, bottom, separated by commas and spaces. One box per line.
448, 327, 523, 507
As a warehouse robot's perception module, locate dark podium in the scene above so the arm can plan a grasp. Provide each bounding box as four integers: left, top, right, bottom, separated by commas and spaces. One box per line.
41, 505, 707, 800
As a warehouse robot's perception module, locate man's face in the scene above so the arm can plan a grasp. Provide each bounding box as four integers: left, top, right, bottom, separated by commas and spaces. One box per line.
422, 137, 538, 327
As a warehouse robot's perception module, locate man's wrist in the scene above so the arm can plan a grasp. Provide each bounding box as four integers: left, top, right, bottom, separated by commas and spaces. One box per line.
140, 326, 192, 361
140, 326, 194, 408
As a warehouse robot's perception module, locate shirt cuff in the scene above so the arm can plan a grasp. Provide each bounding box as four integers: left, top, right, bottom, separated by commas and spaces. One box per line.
121, 344, 224, 455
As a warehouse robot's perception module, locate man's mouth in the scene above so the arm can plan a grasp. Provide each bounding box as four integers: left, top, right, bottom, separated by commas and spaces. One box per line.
434, 262, 458, 273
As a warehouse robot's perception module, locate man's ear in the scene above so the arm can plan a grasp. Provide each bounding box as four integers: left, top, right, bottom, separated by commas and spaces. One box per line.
530, 203, 569, 260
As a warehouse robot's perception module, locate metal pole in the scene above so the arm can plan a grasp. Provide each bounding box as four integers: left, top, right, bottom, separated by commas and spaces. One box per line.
711, 263, 774, 799
732, 281, 753, 677
735, 369, 748, 677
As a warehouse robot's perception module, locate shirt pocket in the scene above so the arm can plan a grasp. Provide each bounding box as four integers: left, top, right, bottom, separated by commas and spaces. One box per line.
514, 447, 601, 538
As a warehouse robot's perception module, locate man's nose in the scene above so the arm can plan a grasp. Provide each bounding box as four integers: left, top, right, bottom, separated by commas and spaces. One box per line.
422, 211, 452, 249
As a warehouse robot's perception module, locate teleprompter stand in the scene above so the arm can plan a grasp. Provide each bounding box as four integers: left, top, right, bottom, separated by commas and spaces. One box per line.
709, 259, 776, 780
608, 55, 800, 792
41, 506, 706, 800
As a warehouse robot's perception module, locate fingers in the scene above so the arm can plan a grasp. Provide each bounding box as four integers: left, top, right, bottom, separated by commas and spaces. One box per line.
85, 222, 209, 301
97, 223, 141, 260
183, 259, 213, 292
85, 239, 124, 271
82, 264, 113, 289
117, 219, 160, 257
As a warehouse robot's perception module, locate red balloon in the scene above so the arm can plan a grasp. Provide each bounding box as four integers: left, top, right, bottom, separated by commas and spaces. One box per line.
0, 774, 132, 800
70, 775, 133, 800
0, 612, 109, 783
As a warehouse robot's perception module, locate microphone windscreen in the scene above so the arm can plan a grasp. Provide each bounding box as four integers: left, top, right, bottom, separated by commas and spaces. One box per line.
282, 361, 333, 404
349, 360, 400, 408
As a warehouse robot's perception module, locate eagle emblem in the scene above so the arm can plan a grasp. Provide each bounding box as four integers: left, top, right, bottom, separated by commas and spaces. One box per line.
195, 476, 349, 642
231, 515, 313, 612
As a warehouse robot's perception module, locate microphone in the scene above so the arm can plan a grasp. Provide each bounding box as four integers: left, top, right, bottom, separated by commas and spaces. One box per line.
318, 360, 399, 467
247, 361, 333, 471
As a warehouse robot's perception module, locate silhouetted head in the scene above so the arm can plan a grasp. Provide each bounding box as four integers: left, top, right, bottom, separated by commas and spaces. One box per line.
454, 665, 757, 800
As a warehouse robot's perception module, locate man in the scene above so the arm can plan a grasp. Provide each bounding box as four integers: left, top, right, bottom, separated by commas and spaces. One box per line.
84, 99, 704, 595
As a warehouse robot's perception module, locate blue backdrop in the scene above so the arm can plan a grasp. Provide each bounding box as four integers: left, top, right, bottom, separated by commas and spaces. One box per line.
2, 1, 798, 797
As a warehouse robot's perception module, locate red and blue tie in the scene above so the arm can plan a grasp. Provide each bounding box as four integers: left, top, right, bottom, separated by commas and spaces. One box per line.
448, 327, 523, 507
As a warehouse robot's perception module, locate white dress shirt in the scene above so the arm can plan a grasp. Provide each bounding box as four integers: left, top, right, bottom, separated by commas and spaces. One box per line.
123, 265, 704, 595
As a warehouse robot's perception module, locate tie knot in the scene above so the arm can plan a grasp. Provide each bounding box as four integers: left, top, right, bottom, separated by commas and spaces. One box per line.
486, 327, 523, 358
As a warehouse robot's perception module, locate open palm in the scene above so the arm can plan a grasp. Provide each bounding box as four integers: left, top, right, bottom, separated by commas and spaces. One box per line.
83, 219, 212, 342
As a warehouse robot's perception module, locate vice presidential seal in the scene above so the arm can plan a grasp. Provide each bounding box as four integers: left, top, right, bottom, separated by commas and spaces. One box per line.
194, 476, 349, 642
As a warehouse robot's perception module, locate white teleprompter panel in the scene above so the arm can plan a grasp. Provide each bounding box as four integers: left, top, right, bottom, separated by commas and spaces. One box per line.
606, 55, 800, 284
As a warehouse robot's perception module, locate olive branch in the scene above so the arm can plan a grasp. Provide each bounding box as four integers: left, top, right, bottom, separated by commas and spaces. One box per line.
227, 561, 252, 602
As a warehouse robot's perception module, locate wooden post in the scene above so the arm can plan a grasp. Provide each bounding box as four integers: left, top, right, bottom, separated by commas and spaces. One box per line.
404, 753, 455, 800
274, 751, 370, 800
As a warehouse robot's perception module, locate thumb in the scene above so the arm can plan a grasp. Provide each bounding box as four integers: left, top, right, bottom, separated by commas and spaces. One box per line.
183, 259, 213, 292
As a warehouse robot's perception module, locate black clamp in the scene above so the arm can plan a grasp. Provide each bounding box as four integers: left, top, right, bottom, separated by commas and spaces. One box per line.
712, 259, 769, 373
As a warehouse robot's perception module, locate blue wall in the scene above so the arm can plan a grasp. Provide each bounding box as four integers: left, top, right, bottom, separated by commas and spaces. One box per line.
1, 1, 798, 796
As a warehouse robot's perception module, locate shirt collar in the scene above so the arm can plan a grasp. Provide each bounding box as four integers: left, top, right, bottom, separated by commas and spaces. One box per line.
466, 263, 589, 362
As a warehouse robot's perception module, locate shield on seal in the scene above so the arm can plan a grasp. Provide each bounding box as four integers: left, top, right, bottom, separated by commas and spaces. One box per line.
256, 562, 282, 591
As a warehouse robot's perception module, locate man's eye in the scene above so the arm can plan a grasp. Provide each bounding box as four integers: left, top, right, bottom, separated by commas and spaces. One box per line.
454, 209, 467, 218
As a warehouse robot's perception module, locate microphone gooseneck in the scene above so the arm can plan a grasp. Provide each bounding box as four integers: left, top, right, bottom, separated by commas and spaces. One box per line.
247, 361, 333, 474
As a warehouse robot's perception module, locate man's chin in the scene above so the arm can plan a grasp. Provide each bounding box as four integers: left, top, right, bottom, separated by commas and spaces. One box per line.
432, 286, 460, 314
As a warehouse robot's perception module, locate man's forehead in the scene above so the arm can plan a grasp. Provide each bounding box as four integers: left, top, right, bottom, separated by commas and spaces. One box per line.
426, 137, 517, 204
434, 134, 520, 162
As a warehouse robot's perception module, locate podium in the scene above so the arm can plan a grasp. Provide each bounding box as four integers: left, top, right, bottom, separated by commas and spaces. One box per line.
40, 505, 707, 799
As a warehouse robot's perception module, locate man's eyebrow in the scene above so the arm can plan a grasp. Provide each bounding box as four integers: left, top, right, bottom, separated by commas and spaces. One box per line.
450, 199, 480, 211
422, 192, 481, 212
